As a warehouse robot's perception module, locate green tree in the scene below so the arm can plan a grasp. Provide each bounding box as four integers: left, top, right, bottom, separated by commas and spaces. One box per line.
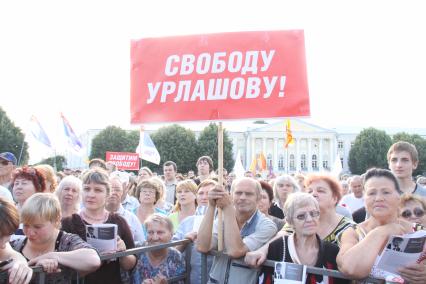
0, 107, 29, 165
348, 128, 392, 174
90, 126, 134, 160
35, 155, 67, 171
197, 123, 234, 172
144, 125, 198, 174
392, 132, 426, 176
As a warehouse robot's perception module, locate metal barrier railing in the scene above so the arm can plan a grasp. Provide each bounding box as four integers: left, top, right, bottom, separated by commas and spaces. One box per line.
0, 239, 192, 284
200, 250, 383, 284
1, 240, 383, 284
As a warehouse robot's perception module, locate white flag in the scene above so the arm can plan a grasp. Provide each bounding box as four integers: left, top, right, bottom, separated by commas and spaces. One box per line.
233, 150, 245, 178
331, 153, 343, 178
136, 128, 160, 165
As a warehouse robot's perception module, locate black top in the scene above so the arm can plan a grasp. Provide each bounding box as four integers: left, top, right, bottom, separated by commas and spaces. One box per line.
61, 213, 135, 284
261, 235, 350, 284
352, 206, 367, 224
269, 203, 284, 219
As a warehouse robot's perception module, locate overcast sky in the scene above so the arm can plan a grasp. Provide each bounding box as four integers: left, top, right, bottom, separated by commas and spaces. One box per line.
1, 0, 425, 162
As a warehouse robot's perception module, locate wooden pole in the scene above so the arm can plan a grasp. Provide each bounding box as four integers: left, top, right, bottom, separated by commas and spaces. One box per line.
217, 122, 224, 252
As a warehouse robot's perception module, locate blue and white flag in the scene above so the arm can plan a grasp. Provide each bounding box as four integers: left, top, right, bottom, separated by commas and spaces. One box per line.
136, 127, 160, 165
29, 115, 52, 148
61, 113, 83, 152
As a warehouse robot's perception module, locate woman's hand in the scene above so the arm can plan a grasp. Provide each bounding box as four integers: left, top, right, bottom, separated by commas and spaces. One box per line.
116, 235, 126, 252
3, 260, 33, 284
399, 263, 426, 284
185, 231, 198, 242
28, 254, 61, 274
244, 250, 267, 268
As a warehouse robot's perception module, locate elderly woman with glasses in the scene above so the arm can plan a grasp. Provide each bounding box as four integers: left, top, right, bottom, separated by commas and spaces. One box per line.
259, 192, 349, 284
399, 193, 426, 227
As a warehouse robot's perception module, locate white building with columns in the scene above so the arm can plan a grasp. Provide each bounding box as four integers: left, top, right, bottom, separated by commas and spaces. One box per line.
65, 119, 426, 174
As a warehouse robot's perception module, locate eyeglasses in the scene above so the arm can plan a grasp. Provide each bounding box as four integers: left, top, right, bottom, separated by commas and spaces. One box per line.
295, 210, 320, 221
141, 189, 156, 195
1, 160, 10, 166
401, 208, 425, 218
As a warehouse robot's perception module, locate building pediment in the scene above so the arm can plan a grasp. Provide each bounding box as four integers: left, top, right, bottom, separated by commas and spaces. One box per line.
249, 118, 336, 134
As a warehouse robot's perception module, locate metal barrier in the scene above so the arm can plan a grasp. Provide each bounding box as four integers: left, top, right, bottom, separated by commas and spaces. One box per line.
0, 239, 192, 284
200, 250, 383, 284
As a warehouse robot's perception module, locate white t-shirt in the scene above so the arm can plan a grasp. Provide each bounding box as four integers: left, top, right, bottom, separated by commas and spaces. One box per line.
339, 193, 365, 213
0, 185, 13, 202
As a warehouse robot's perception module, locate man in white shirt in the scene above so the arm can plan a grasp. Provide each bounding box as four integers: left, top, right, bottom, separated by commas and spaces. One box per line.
107, 176, 145, 246
163, 161, 178, 205
339, 175, 364, 213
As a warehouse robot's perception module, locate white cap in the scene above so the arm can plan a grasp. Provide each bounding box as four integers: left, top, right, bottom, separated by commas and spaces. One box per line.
111, 171, 130, 185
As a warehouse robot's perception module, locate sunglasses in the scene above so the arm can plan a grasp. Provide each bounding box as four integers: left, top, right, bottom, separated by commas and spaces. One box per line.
295, 210, 320, 221
401, 208, 425, 218
1, 160, 10, 166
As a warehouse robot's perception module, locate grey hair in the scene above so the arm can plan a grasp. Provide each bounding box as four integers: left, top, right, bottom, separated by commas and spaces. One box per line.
231, 177, 262, 200
56, 175, 82, 211
273, 174, 300, 201
284, 192, 319, 226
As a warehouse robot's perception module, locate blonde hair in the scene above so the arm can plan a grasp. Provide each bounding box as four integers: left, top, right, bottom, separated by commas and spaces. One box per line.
400, 193, 426, 210
20, 193, 61, 225
34, 164, 57, 192
56, 175, 82, 211
174, 179, 198, 211
145, 214, 173, 233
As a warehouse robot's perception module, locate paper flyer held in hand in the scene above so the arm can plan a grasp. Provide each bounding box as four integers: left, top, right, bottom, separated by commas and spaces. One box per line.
375, 230, 426, 277
86, 224, 118, 254
274, 262, 306, 284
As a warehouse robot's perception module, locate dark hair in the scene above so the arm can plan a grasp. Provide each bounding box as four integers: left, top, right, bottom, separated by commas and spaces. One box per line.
0, 197, 20, 236
364, 168, 402, 194
197, 156, 213, 170
163, 161, 177, 172
88, 158, 107, 170
12, 166, 47, 192
259, 180, 274, 203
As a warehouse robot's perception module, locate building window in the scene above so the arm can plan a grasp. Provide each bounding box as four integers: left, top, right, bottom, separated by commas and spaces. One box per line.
323, 160, 329, 170
290, 154, 295, 171
338, 141, 344, 149
301, 154, 307, 170
278, 154, 284, 170
312, 154, 318, 170
340, 157, 344, 168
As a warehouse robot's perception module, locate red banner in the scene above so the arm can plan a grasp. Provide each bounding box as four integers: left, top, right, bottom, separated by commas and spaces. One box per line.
131, 30, 309, 123
105, 152, 139, 171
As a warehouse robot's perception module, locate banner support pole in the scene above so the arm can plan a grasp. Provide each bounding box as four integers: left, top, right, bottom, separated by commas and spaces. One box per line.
217, 122, 224, 252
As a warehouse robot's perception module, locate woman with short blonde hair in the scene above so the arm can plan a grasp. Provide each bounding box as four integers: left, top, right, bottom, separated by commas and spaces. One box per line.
12, 193, 100, 283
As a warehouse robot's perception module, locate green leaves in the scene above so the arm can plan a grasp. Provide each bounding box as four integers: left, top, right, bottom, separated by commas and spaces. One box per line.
0, 107, 28, 165
348, 128, 392, 174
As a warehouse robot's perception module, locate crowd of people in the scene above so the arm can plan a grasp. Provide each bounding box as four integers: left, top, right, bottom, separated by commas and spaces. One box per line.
0, 141, 425, 284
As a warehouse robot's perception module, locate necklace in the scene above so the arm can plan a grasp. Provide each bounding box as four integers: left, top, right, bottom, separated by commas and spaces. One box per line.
81, 210, 108, 223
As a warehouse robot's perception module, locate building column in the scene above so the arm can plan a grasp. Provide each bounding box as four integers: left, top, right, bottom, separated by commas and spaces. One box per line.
262, 138, 266, 155
319, 138, 324, 170
274, 138, 278, 173
296, 138, 301, 172
329, 137, 334, 168
307, 138, 312, 172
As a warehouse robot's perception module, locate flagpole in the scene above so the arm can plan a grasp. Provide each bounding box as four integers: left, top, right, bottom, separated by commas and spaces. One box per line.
217, 122, 224, 252
17, 135, 26, 166
286, 147, 289, 174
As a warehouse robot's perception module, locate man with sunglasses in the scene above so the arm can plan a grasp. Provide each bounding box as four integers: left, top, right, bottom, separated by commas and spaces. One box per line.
0, 152, 17, 192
